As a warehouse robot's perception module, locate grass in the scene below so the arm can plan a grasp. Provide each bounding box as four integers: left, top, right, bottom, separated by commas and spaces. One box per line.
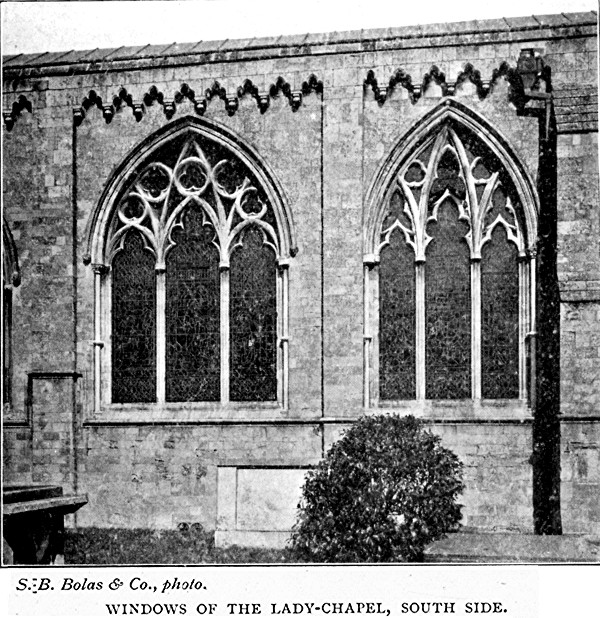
64, 526, 296, 565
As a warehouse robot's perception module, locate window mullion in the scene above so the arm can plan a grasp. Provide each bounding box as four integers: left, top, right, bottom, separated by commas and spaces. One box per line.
281, 264, 289, 410
221, 267, 230, 405
415, 261, 426, 400
519, 259, 528, 400
93, 266, 103, 412
156, 269, 166, 404
528, 255, 537, 408
471, 259, 481, 400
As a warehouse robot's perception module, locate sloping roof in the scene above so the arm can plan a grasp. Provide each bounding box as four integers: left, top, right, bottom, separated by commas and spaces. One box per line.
2, 11, 597, 75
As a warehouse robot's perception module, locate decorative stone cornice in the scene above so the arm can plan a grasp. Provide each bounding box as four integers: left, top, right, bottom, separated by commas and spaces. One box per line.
269, 77, 303, 111
73, 89, 104, 126
422, 65, 449, 97
2, 94, 33, 130
113, 87, 144, 121
69, 76, 323, 126
237, 79, 266, 112
364, 59, 552, 110
301, 74, 323, 96
455, 63, 490, 99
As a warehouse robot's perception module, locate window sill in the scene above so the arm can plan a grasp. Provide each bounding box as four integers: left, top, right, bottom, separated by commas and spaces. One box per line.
373, 399, 532, 422
85, 401, 285, 425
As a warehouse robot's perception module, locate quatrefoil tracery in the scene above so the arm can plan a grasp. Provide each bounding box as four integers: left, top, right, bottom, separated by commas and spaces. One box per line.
108, 139, 280, 269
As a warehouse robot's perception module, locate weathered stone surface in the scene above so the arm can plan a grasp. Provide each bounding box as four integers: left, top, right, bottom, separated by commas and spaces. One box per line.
2, 13, 599, 540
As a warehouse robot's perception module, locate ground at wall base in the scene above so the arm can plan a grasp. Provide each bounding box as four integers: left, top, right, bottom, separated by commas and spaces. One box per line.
60, 527, 600, 564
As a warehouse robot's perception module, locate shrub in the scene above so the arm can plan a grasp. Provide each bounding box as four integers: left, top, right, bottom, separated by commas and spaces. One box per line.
289, 415, 464, 562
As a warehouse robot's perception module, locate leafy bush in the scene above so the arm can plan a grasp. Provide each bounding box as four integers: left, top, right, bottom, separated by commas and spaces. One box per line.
289, 415, 464, 562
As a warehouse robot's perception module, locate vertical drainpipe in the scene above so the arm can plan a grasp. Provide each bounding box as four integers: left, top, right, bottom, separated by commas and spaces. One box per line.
71, 113, 79, 523
320, 85, 325, 457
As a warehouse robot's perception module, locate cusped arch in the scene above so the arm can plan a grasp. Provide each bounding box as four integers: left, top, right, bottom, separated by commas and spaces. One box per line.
364, 98, 539, 262
85, 115, 297, 268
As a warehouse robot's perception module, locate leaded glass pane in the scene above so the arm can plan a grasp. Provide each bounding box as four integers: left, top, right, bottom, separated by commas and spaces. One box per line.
481, 226, 520, 398
166, 210, 220, 402
425, 200, 471, 399
112, 233, 156, 403
429, 150, 466, 206
230, 227, 277, 401
379, 229, 416, 399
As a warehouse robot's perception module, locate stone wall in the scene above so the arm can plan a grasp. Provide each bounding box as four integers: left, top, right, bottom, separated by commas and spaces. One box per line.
3, 13, 598, 539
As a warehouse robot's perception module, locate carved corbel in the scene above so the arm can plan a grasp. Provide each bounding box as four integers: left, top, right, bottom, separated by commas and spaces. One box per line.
132, 103, 144, 121
258, 94, 270, 114
376, 87, 388, 104
102, 105, 115, 123
194, 100, 207, 115
73, 106, 85, 127
3, 111, 15, 131
163, 102, 176, 119
225, 96, 238, 116
290, 92, 303, 111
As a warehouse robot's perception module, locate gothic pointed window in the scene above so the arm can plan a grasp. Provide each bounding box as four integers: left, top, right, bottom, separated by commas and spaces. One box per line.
374, 118, 531, 404
93, 125, 294, 412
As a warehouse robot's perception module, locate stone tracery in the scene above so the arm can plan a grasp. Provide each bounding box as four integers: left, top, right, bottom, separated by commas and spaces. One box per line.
108, 136, 281, 270
364, 101, 537, 406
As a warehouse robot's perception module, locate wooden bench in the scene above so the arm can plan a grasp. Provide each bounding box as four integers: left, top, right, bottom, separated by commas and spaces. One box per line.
3, 485, 88, 565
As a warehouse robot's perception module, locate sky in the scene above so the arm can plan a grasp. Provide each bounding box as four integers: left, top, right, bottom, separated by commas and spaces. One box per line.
1, 0, 597, 56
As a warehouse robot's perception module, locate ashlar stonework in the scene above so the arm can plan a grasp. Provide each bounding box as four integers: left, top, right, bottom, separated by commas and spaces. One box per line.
2, 11, 599, 546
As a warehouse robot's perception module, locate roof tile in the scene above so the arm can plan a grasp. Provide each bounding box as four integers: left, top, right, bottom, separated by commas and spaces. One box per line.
503, 16, 541, 29
136, 43, 176, 58
243, 34, 282, 49
160, 42, 199, 56
4, 51, 47, 66
104, 45, 151, 61
532, 14, 571, 27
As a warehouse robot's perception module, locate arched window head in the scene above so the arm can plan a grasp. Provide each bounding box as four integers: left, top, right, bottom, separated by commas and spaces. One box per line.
88, 119, 295, 413
377, 121, 529, 263
106, 134, 283, 270
364, 102, 538, 411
